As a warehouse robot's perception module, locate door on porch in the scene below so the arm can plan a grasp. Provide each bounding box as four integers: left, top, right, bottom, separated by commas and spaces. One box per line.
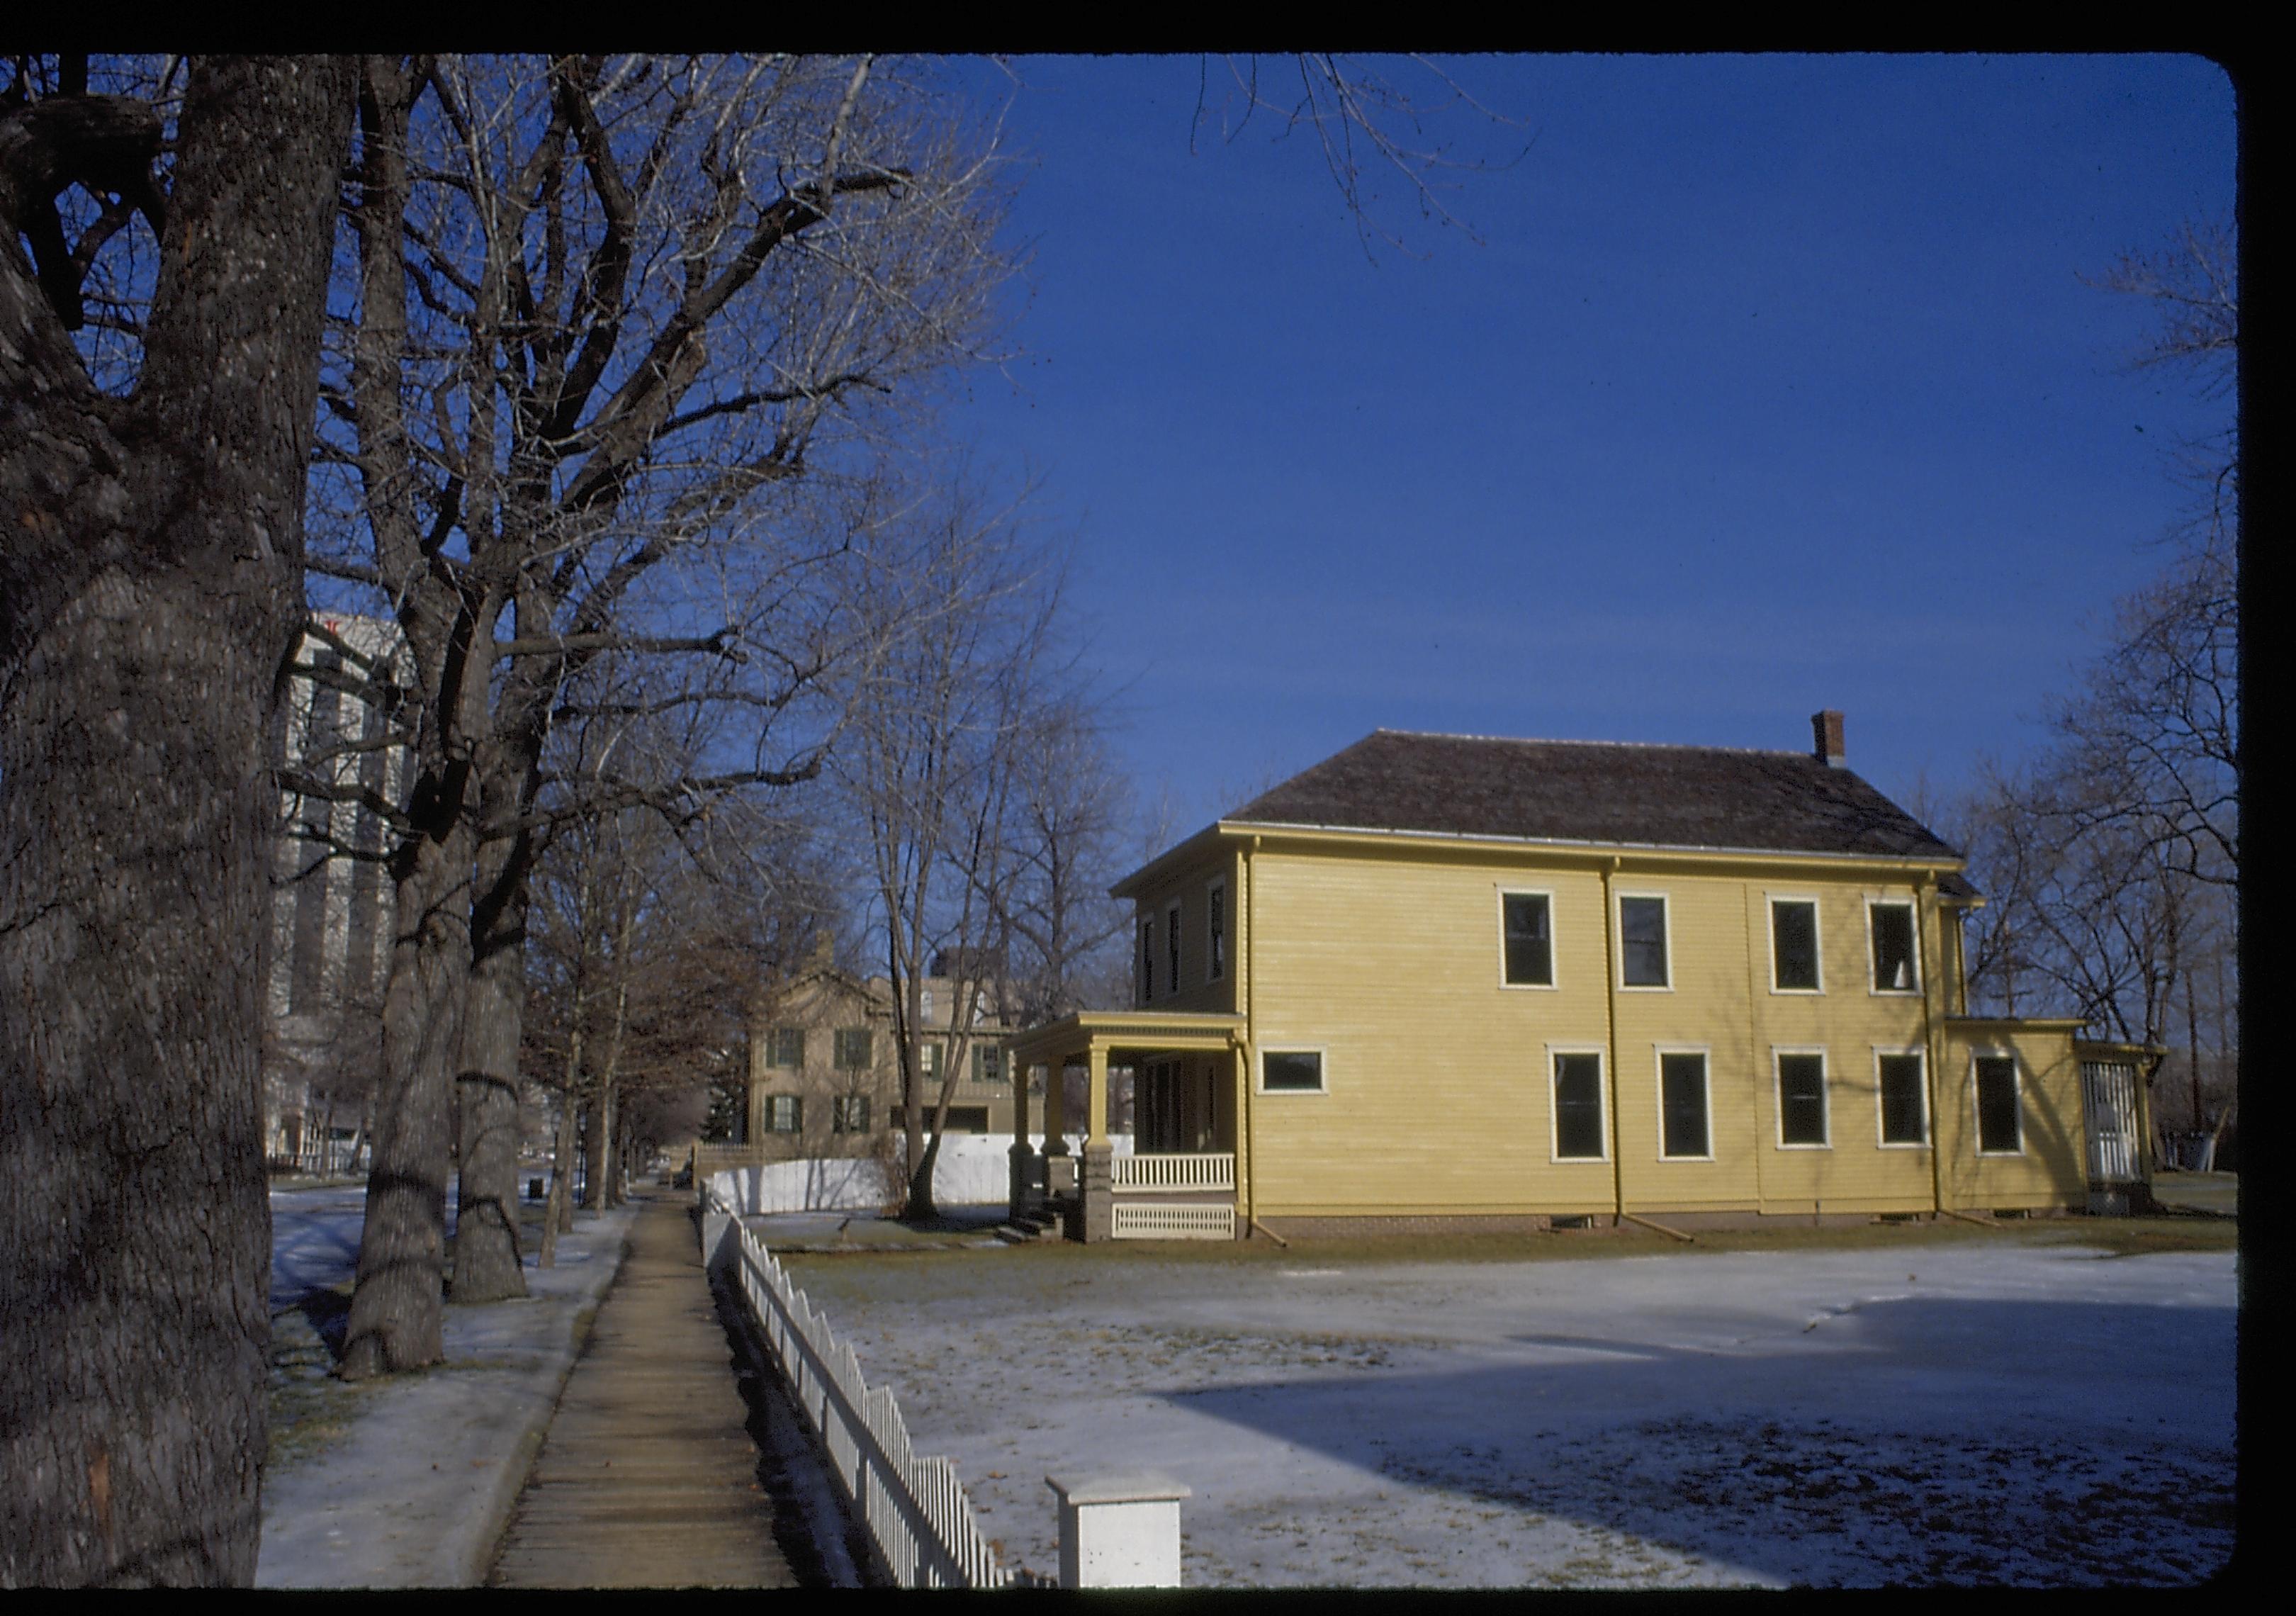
1139, 1058, 1218, 1153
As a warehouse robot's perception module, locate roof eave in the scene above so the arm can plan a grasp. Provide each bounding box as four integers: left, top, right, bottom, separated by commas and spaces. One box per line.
1217, 816, 1965, 872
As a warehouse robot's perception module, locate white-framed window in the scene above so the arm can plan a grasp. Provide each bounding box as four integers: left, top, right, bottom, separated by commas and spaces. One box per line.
1773, 1048, 1830, 1148
1868, 899, 1920, 994
1618, 893, 1671, 989
833, 1027, 873, 1070
1875, 1049, 1929, 1148
1139, 916, 1154, 1004
1655, 1047, 1711, 1160
764, 1027, 804, 1068
831, 1095, 870, 1134
974, 1043, 1003, 1085
1499, 890, 1556, 989
1259, 1048, 1326, 1094
918, 1039, 942, 1081
1548, 1046, 1606, 1162
1166, 899, 1182, 997
763, 1094, 803, 1133
1768, 897, 1823, 994
1206, 876, 1227, 983
1972, 1052, 2023, 1155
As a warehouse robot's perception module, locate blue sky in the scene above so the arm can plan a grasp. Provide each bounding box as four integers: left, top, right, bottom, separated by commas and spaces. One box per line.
938, 55, 2236, 836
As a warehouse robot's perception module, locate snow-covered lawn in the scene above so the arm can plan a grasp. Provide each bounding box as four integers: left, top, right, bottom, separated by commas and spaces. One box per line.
780, 1235, 2236, 1587
259, 1184, 637, 1587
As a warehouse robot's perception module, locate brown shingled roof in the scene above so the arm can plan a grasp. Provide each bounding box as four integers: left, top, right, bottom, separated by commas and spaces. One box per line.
1226, 729, 1965, 865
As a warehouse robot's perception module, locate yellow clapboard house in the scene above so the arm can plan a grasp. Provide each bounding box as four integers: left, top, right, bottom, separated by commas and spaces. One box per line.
1004, 712, 2151, 1241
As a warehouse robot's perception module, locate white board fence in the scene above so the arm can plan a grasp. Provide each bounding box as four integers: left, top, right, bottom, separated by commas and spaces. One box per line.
714, 1133, 1135, 1216
702, 1182, 1027, 1588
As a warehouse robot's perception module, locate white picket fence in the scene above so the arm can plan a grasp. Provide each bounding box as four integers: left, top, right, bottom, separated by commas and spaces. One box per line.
711, 1132, 1135, 1216
703, 1182, 1018, 1588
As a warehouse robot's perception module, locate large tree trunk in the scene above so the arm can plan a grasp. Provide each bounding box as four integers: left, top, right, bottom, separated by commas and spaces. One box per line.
539, 1097, 578, 1266
339, 812, 471, 1377
583, 1082, 619, 1211
449, 824, 531, 1302
0, 57, 351, 1584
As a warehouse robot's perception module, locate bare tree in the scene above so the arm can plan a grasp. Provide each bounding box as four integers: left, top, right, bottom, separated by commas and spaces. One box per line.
994, 699, 1137, 1026
1192, 55, 1530, 255
313, 52, 1011, 1369
833, 477, 1072, 1218
2056, 218, 2239, 887
1, 54, 352, 1586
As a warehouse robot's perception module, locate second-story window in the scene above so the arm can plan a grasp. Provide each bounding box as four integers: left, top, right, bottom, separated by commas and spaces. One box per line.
1870, 902, 1919, 992
1139, 917, 1154, 1004
1619, 895, 1670, 988
975, 1044, 1003, 1085
1502, 892, 1553, 986
765, 1028, 804, 1068
1166, 899, 1181, 997
1771, 899, 1821, 992
834, 1028, 873, 1070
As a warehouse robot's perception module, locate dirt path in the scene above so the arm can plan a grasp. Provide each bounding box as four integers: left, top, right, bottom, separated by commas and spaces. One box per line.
489, 1189, 803, 1588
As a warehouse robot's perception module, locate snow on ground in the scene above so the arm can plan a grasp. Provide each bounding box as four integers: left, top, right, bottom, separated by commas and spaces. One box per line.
775, 1236, 2236, 1587
259, 1184, 636, 1587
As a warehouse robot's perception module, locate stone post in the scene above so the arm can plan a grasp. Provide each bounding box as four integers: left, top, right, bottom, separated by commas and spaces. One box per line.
1008, 1138, 1037, 1222
1081, 1140, 1114, 1243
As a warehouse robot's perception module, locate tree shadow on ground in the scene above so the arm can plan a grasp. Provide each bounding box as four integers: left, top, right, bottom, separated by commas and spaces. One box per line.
292, 1285, 354, 1363
1159, 1296, 2235, 1586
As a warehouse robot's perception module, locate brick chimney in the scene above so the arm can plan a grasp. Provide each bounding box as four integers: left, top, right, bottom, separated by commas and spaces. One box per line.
1811, 709, 1846, 768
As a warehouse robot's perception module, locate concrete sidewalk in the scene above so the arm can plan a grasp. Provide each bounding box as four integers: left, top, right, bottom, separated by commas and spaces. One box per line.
488, 1190, 806, 1587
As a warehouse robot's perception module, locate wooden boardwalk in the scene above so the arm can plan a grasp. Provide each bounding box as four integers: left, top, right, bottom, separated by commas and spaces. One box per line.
489, 1189, 805, 1588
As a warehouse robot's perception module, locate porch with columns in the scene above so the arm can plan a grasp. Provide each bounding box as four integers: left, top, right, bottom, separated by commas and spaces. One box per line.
1004, 1011, 1248, 1241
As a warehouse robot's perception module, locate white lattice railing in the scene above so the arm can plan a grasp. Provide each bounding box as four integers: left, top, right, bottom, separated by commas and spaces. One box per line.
1112, 1203, 1237, 1241
1110, 1152, 1236, 1194
704, 1185, 1015, 1588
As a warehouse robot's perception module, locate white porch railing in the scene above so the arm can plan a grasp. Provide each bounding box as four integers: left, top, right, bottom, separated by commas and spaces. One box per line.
1110, 1152, 1235, 1194
702, 1182, 1020, 1587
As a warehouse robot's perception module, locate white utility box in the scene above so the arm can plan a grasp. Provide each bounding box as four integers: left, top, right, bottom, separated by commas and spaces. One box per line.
1045, 1471, 1190, 1587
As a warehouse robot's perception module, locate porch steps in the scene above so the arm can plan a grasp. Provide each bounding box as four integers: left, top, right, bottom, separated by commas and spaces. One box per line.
993, 1203, 1064, 1244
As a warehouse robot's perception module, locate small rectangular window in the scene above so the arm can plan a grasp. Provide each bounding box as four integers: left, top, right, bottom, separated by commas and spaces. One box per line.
1872, 903, 1918, 992
1503, 893, 1553, 987
1621, 896, 1670, 988
767, 1028, 804, 1068
918, 1040, 942, 1080
1208, 881, 1226, 982
1878, 1053, 1928, 1145
1777, 1053, 1828, 1147
1140, 918, 1154, 1004
1975, 1055, 2021, 1153
1553, 1053, 1605, 1160
974, 1044, 1003, 1085
1166, 900, 1181, 997
1262, 1050, 1324, 1092
834, 1028, 873, 1070
831, 1095, 870, 1133
1660, 1052, 1709, 1159
765, 1094, 803, 1134
1771, 900, 1821, 992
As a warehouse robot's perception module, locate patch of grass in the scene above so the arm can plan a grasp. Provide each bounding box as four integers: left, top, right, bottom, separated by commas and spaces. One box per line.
784, 1208, 2233, 1284
2015, 1218, 2237, 1257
